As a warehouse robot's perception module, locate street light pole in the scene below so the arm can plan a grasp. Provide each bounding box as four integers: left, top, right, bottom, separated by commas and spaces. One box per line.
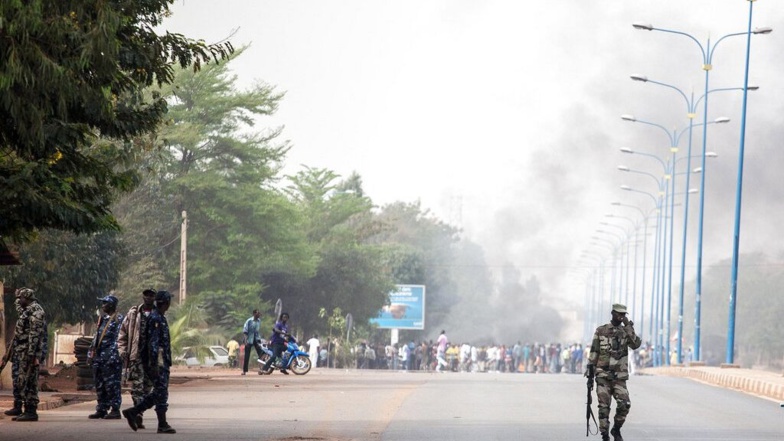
727, 1, 763, 365
633, 17, 771, 363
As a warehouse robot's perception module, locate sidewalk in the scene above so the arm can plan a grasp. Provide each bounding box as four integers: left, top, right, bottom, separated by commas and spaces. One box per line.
641, 365, 784, 403
0, 367, 209, 418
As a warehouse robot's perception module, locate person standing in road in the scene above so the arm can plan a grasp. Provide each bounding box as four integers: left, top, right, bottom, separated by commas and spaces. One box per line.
9, 287, 46, 422
241, 309, 263, 375
306, 334, 320, 368
1, 296, 25, 417
261, 312, 290, 375
436, 330, 448, 372
87, 295, 124, 419
585, 303, 641, 441
226, 338, 240, 369
118, 288, 156, 430
122, 290, 176, 434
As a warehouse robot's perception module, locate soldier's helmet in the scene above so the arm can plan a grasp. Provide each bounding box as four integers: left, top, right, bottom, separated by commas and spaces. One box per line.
155, 290, 172, 305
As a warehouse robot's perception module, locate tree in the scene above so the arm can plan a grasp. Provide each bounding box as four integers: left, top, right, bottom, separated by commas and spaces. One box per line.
263, 168, 394, 335
1, 229, 123, 327
0, 0, 232, 243
373, 201, 461, 338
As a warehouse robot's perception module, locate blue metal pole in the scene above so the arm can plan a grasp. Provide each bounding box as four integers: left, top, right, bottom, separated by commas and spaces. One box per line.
666, 152, 678, 366
677, 115, 697, 364
693, 39, 712, 363
727, 0, 755, 365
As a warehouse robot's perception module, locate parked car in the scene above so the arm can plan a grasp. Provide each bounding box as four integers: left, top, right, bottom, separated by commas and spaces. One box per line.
175, 346, 230, 367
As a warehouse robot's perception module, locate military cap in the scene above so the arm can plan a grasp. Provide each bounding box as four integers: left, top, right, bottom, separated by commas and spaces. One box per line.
612, 303, 628, 314
97, 294, 119, 307
15, 287, 36, 300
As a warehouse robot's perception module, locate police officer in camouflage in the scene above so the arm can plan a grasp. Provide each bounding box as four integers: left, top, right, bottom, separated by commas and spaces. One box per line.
585, 303, 641, 441
88, 295, 124, 419
122, 290, 176, 434
10, 287, 47, 422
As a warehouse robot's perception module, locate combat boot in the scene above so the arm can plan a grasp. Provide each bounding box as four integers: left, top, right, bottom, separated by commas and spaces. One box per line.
601, 431, 610, 441
103, 408, 121, 419
136, 412, 145, 429
156, 409, 176, 434
611, 425, 624, 441
4, 401, 23, 416
88, 410, 107, 419
15, 404, 38, 422
122, 407, 139, 431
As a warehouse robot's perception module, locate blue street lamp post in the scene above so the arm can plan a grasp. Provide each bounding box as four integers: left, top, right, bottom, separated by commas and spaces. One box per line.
632, 15, 771, 363
610, 203, 658, 344
728, 2, 765, 364
630, 75, 746, 363
620, 117, 729, 364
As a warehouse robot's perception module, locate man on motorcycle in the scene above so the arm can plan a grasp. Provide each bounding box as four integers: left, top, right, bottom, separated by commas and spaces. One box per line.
261, 312, 290, 375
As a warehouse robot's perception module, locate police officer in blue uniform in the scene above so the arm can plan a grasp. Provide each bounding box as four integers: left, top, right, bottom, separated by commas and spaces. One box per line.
88, 294, 124, 419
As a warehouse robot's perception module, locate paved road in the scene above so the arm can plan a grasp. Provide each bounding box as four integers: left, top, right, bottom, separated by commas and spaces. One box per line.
1, 369, 782, 440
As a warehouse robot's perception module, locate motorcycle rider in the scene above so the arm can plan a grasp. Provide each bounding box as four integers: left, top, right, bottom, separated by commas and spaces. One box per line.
261, 312, 290, 375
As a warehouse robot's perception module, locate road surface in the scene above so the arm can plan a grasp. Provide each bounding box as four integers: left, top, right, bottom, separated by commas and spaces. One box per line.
2, 369, 782, 440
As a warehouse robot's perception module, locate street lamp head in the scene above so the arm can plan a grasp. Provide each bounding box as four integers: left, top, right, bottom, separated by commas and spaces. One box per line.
747, 85, 759, 91
705, 152, 718, 158
693, 167, 702, 174
753, 27, 773, 35
621, 114, 636, 122
620, 147, 634, 154
632, 23, 654, 31
620, 185, 632, 191
630, 74, 648, 82
610, 201, 621, 206
617, 165, 630, 172
714, 116, 731, 124
688, 188, 699, 194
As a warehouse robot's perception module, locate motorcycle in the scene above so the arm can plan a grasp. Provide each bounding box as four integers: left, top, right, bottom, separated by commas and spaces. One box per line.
257, 336, 312, 375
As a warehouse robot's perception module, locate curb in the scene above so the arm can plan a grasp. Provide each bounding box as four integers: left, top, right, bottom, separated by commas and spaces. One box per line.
643, 366, 784, 402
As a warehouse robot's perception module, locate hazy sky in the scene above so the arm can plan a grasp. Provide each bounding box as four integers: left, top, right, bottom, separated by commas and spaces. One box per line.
164, 1, 784, 315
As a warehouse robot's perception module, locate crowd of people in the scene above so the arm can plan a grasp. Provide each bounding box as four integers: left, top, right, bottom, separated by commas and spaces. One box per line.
349, 335, 588, 375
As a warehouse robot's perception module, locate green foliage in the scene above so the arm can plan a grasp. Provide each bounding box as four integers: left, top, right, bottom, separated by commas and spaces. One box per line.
167, 302, 229, 362
263, 169, 393, 335
0, 0, 232, 242
0, 229, 123, 326
680, 253, 784, 368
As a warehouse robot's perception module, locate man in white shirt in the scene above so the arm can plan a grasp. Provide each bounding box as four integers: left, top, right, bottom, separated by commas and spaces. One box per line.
436, 330, 448, 372
306, 334, 320, 368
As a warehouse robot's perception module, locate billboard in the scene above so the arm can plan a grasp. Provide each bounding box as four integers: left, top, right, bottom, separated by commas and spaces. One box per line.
370, 284, 425, 330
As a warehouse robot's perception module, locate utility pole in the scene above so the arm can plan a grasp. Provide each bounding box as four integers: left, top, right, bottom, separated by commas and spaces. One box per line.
179, 210, 187, 303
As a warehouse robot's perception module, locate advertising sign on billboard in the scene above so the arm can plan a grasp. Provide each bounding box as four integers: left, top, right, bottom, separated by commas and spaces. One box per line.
370, 284, 425, 330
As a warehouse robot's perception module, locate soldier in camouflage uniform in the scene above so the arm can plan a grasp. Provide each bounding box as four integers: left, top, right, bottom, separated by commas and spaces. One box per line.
585, 303, 641, 441
87, 295, 124, 419
118, 288, 156, 429
1, 297, 24, 417
10, 287, 47, 422
122, 290, 176, 434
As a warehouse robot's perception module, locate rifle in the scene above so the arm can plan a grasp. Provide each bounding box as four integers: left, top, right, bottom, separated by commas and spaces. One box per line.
586, 374, 598, 436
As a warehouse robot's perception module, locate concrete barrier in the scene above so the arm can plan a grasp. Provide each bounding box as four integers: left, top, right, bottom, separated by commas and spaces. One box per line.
642, 366, 784, 402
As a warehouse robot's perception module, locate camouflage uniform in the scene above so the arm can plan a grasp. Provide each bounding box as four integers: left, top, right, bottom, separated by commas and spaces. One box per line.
136, 307, 172, 411
123, 291, 175, 434
587, 313, 641, 438
12, 289, 47, 421
90, 310, 124, 416
118, 295, 156, 427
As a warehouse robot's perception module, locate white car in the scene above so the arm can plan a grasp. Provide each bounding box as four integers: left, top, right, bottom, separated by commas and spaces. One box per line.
176, 346, 230, 367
